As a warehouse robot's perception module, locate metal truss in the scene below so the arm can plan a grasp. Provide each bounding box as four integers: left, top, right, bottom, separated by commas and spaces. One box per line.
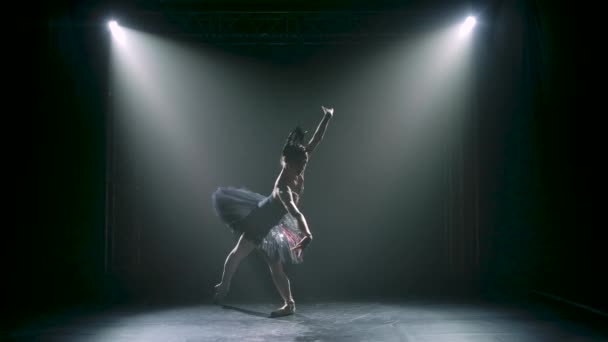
140, 11, 433, 45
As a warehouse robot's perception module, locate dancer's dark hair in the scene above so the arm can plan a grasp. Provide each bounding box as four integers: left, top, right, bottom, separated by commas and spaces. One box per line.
281, 126, 308, 166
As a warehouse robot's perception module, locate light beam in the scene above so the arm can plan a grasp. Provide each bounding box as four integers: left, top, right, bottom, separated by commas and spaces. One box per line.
109, 20, 126, 45
459, 16, 476, 37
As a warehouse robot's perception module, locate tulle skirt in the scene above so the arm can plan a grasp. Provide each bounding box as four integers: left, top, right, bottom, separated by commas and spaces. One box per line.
212, 186, 304, 264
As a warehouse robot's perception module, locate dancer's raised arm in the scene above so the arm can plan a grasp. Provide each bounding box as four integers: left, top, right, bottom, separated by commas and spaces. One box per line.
305, 106, 334, 153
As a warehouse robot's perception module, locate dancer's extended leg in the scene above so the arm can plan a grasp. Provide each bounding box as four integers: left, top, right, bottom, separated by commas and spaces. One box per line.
214, 234, 256, 302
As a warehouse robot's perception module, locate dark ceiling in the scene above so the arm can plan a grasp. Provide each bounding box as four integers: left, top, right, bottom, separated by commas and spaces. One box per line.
47, 0, 487, 15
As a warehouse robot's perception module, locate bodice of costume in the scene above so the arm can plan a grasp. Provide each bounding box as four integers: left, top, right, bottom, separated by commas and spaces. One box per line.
292, 175, 304, 203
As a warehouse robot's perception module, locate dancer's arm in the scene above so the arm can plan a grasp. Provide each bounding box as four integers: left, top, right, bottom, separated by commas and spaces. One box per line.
305, 106, 334, 153
277, 186, 313, 250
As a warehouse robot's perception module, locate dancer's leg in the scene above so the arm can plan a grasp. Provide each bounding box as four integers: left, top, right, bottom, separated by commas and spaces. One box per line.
265, 256, 296, 317
215, 234, 256, 299
267, 258, 294, 305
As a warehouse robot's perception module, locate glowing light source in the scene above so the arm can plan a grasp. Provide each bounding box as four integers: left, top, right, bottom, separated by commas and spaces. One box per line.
459, 16, 476, 37
109, 20, 126, 45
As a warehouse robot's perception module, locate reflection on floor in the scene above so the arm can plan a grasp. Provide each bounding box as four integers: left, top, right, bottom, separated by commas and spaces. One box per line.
4, 300, 607, 341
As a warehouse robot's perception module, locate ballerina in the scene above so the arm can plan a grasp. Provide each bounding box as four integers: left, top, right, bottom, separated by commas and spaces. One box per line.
211, 106, 334, 317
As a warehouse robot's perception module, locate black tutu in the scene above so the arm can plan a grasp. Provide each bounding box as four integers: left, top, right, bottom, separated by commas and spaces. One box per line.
212, 186, 304, 264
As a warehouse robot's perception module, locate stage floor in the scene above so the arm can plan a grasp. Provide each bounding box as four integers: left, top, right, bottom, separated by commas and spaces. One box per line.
4, 300, 607, 341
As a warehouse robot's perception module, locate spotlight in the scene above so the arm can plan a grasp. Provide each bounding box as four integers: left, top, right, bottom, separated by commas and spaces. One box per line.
459, 16, 476, 37
108, 20, 126, 45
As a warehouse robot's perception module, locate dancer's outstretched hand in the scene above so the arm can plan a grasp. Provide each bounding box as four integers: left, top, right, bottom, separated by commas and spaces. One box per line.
321, 106, 334, 116
291, 235, 313, 251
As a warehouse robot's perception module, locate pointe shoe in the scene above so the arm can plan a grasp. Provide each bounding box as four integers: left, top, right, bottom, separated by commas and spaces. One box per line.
270, 302, 296, 318
213, 283, 229, 305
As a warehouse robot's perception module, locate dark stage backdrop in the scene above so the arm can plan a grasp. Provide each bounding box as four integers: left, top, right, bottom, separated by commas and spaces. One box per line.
25, 0, 601, 326
106, 43, 469, 300
475, 0, 604, 312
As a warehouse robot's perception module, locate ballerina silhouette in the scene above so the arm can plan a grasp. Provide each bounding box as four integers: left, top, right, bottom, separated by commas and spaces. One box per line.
211, 106, 334, 317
